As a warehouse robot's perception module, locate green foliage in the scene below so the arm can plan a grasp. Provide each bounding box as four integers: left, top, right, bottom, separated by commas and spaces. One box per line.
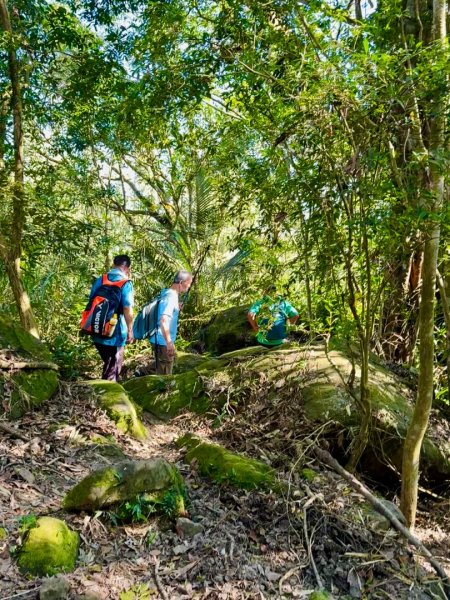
108, 495, 157, 525
0, 0, 448, 403
18, 515, 37, 534
108, 486, 187, 525
119, 582, 154, 600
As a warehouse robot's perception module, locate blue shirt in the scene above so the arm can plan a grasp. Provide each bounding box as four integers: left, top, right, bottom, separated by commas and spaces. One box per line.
89, 268, 134, 347
249, 296, 298, 346
153, 288, 179, 347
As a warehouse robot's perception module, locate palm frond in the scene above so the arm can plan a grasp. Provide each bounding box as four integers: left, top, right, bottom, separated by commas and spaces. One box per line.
213, 248, 251, 283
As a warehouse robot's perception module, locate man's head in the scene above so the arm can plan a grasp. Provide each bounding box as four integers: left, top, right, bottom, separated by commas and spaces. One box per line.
173, 270, 193, 294
113, 254, 131, 276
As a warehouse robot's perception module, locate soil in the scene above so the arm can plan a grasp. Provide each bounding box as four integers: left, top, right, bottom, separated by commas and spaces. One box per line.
0, 379, 449, 600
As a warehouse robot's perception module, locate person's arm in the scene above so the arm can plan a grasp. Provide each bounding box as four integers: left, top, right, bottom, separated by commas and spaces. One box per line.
123, 306, 134, 343
247, 312, 259, 332
284, 301, 299, 326
160, 315, 176, 357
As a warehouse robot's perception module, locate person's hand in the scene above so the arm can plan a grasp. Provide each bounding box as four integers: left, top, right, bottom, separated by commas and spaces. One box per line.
127, 329, 134, 344
167, 341, 176, 358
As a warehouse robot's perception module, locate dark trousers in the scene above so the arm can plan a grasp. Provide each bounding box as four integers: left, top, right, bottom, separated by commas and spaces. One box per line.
94, 343, 124, 381
151, 344, 175, 375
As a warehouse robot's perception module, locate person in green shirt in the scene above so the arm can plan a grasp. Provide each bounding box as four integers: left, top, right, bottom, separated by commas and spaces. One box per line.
247, 287, 299, 347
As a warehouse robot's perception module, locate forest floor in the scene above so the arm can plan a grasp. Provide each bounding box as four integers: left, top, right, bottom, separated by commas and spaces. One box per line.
1, 373, 450, 600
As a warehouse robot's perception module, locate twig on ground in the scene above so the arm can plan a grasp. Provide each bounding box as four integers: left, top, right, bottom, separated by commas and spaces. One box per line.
314, 445, 450, 599
303, 505, 323, 590
0, 422, 29, 441
153, 558, 169, 600
1, 589, 37, 600
278, 566, 301, 596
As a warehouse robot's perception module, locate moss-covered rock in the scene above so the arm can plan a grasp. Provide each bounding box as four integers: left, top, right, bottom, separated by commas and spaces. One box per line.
84, 381, 147, 440
0, 314, 59, 418
199, 305, 256, 354
63, 458, 185, 515
0, 314, 52, 360
17, 516, 78, 576
123, 367, 218, 420
127, 342, 450, 486
174, 351, 210, 373
300, 347, 450, 481
177, 434, 277, 490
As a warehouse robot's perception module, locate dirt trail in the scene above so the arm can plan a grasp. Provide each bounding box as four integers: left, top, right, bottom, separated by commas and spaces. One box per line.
0, 382, 448, 599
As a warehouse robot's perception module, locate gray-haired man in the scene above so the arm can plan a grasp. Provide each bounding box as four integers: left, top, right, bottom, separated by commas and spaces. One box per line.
151, 270, 193, 375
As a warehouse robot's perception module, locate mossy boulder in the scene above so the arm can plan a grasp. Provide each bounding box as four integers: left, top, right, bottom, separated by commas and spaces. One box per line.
63, 458, 185, 515
17, 516, 78, 576
0, 314, 52, 360
128, 343, 450, 486
0, 314, 59, 418
123, 358, 225, 420
300, 347, 450, 482
199, 305, 255, 354
177, 433, 277, 490
84, 380, 147, 440
174, 351, 210, 373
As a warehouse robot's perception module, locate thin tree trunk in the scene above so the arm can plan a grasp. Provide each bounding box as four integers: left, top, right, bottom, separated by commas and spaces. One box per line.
436, 270, 450, 401
0, 0, 39, 338
400, 0, 447, 531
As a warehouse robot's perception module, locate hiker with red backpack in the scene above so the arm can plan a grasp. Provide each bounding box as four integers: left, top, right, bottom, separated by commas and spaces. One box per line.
80, 254, 134, 381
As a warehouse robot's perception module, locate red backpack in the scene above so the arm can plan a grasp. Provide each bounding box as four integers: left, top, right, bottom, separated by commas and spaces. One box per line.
80, 275, 129, 338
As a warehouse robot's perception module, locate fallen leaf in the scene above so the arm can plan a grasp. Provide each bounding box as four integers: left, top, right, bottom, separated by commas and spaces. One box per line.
15, 468, 35, 484
173, 543, 190, 555
0, 485, 11, 498
266, 568, 282, 581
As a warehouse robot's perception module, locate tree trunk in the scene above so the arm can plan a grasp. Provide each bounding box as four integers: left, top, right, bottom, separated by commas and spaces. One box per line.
400, 0, 447, 531
436, 270, 450, 402
0, 0, 39, 338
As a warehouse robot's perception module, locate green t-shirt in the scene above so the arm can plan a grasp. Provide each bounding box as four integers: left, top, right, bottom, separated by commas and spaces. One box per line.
249, 296, 298, 346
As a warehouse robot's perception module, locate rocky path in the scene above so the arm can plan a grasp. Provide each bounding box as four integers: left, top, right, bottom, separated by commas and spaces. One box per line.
0, 381, 449, 599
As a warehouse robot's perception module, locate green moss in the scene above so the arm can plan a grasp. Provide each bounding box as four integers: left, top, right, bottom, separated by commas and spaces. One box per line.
309, 591, 331, 600
301, 468, 317, 482
63, 458, 185, 512
17, 516, 78, 576
91, 433, 115, 444
85, 381, 147, 440
200, 305, 256, 354
302, 383, 358, 425
177, 434, 277, 491
63, 466, 122, 510
5, 370, 59, 419
174, 351, 210, 373
0, 314, 52, 360
0, 314, 59, 418
0, 527, 7, 540
124, 371, 211, 420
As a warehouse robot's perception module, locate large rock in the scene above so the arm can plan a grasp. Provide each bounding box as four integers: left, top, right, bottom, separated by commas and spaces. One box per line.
17, 516, 78, 576
123, 347, 265, 420
126, 343, 450, 485
63, 458, 186, 515
83, 380, 147, 440
177, 433, 277, 490
198, 305, 255, 354
0, 315, 59, 418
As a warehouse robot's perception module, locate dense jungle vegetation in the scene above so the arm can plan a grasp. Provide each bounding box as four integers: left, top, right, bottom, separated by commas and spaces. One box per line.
0, 0, 449, 598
